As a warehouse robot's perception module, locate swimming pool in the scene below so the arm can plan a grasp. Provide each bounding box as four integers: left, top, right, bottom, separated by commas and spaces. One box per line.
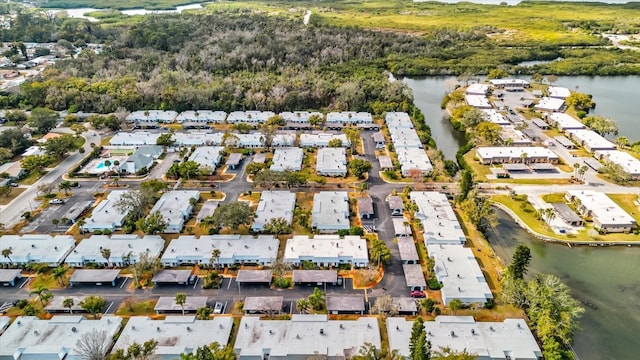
94, 160, 110, 172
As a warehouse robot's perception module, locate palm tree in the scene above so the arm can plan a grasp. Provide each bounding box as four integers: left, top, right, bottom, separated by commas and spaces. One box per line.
100, 248, 112, 267
520, 152, 528, 165
578, 165, 588, 182
573, 162, 580, 179
30, 285, 53, 306
209, 248, 221, 272
76, 219, 86, 233
175, 293, 187, 315
63, 298, 74, 314
449, 299, 462, 315
58, 181, 72, 196
52, 266, 68, 287
296, 298, 310, 314
112, 177, 120, 187
308, 287, 325, 311
2, 248, 13, 265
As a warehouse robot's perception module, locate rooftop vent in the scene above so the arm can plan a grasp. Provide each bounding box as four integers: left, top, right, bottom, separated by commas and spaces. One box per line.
320, 328, 324, 335
157, 326, 161, 332
72, 327, 77, 333
471, 329, 475, 335
187, 326, 191, 332
34, 330, 39, 335
269, 330, 274, 335
450, 331, 455, 337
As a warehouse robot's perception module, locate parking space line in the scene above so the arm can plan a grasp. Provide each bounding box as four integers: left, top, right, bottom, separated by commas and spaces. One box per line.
120, 278, 128, 288
193, 277, 199, 290
19, 278, 29, 288
105, 301, 114, 314
226, 278, 232, 290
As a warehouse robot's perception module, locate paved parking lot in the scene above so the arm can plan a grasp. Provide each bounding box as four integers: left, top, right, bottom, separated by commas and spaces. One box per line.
23, 190, 96, 233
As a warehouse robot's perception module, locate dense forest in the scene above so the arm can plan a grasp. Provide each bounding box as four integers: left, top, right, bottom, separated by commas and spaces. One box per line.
2, 4, 640, 114
13, 10, 440, 114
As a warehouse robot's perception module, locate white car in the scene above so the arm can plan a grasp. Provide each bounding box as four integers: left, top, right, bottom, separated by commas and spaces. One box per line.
213, 302, 223, 314
49, 199, 65, 205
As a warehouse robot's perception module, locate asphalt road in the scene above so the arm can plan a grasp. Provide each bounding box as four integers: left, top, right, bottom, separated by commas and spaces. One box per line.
0, 130, 101, 228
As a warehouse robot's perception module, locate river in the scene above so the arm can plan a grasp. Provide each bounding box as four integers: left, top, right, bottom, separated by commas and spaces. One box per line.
404, 75, 640, 159
404, 75, 640, 359
486, 209, 640, 360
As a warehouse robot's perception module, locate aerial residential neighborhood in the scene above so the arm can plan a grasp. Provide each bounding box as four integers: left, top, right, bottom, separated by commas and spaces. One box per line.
0, 1, 638, 359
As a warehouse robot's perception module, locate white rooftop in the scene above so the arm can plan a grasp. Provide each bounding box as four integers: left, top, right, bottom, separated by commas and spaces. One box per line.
385, 112, 414, 129
566, 129, 615, 151
311, 192, 350, 231
173, 131, 224, 146
280, 111, 323, 123
548, 112, 585, 130
126, 110, 178, 122
110, 131, 161, 146
0, 234, 75, 266
227, 111, 275, 124
566, 190, 636, 227
489, 79, 530, 87
410, 192, 466, 245
270, 147, 303, 172
427, 244, 493, 305
114, 316, 233, 359
299, 132, 350, 147
284, 235, 369, 266
326, 112, 373, 124
175, 110, 227, 123
548, 86, 571, 99
465, 94, 492, 109
316, 147, 347, 175
596, 150, 640, 175
476, 147, 559, 160
234, 315, 381, 358
465, 83, 490, 95
189, 146, 224, 169
65, 234, 164, 267
252, 191, 296, 231
161, 235, 279, 267
148, 190, 200, 230
0, 316, 122, 360
481, 109, 510, 125
396, 148, 433, 175
387, 316, 542, 360
535, 97, 565, 112
83, 190, 129, 232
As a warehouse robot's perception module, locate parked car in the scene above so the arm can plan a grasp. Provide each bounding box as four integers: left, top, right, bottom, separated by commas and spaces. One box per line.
213, 302, 223, 314
410, 290, 426, 298
8, 182, 18, 187
49, 199, 65, 205
188, 275, 197, 285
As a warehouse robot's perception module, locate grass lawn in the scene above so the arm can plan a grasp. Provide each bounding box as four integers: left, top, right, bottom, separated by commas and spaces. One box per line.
492, 194, 640, 242
570, 148, 592, 158
0, 187, 26, 205
115, 298, 158, 316
455, 208, 504, 295
542, 193, 566, 203
20, 171, 44, 186
463, 151, 491, 181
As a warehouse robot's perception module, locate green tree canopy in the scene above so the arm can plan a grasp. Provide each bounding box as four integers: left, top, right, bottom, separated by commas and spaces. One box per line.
207, 201, 254, 231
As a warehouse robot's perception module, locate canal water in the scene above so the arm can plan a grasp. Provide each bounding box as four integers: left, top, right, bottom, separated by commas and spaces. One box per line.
403, 75, 640, 359
403, 76, 465, 160
486, 209, 640, 360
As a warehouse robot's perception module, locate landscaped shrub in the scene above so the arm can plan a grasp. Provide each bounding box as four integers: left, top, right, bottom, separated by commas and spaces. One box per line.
15, 299, 28, 309
273, 277, 291, 289
93, 230, 102, 235
427, 277, 443, 290
102, 229, 112, 235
